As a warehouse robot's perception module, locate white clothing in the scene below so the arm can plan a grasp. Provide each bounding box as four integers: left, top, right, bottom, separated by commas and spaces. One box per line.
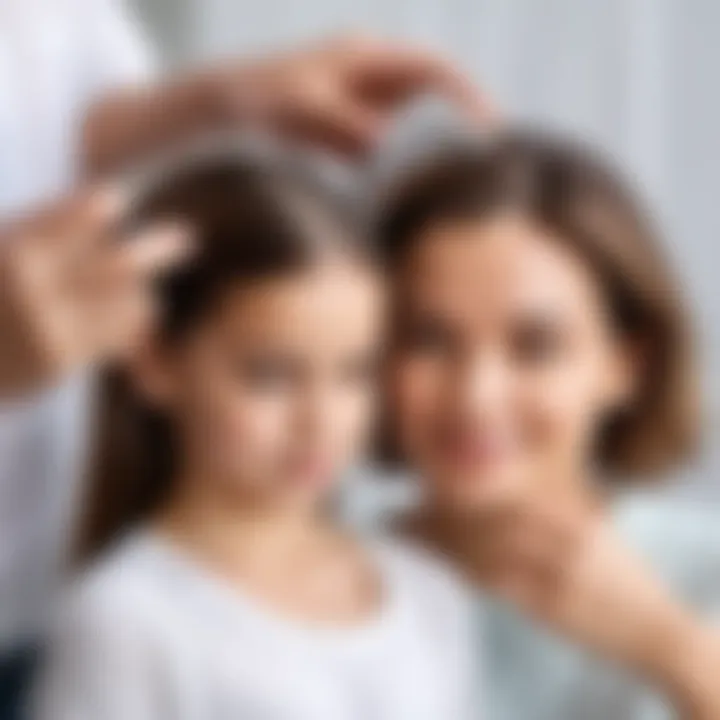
0, 0, 154, 645
31, 531, 480, 720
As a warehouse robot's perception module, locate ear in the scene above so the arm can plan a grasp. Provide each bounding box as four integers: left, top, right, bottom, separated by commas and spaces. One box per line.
126, 335, 178, 409
603, 336, 645, 411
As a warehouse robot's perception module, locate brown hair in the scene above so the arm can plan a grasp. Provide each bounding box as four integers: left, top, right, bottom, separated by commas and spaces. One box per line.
376, 130, 700, 477
76, 153, 370, 564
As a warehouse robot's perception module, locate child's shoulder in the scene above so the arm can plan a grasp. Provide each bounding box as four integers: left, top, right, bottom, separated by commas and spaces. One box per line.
34, 534, 193, 717
55, 531, 180, 639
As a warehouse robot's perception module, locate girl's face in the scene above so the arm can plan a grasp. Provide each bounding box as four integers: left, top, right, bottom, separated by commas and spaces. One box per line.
389, 214, 637, 509
139, 261, 384, 509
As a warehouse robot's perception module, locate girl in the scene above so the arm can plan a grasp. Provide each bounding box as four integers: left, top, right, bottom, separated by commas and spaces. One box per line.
31, 150, 477, 720
376, 131, 720, 720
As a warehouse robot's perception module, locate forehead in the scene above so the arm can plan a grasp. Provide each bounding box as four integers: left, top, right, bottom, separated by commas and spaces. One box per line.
395, 214, 606, 323
206, 262, 385, 347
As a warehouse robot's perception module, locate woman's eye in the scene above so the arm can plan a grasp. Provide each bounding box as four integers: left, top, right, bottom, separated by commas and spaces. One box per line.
513, 325, 566, 364
239, 358, 298, 388
400, 319, 454, 355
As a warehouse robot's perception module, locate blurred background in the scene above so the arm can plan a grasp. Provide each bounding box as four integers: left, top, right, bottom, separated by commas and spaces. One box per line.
132, 0, 720, 492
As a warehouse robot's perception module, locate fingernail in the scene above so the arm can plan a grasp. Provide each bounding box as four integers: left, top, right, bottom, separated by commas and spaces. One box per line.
143, 221, 196, 256
162, 220, 195, 246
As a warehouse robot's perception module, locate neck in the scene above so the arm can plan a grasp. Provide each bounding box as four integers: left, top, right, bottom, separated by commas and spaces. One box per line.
155, 470, 322, 566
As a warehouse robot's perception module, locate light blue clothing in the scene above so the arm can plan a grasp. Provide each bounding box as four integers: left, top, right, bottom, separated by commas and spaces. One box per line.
476, 492, 720, 720
342, 479, 720, 720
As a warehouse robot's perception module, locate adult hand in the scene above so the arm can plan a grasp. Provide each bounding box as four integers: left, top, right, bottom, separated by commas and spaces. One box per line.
210, 33, 492, 156
84, 33, 494, 174
0, 189, 192, 399
453, 499, 720, 718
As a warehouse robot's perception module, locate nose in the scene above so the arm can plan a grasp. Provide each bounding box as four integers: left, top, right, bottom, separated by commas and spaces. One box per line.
451, 349, 511, 421
294, 380, 343, 448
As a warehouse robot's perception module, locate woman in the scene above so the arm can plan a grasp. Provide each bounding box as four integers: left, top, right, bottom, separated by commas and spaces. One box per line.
375, 130, 720, 719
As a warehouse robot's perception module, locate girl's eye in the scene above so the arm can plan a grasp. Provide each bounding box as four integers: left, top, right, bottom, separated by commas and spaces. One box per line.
512, 323, 567, 365
341, 355, 379, 386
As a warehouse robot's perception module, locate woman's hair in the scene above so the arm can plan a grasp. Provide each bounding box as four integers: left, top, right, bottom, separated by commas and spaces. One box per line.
376, 129, 700, 477
76, 152, 370, 564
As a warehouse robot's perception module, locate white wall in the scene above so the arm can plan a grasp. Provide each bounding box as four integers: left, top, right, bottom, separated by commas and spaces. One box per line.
133, 0, 720, 489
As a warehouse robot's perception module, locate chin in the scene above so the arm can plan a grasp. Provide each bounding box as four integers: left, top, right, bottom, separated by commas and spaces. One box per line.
433, 465, 525, 509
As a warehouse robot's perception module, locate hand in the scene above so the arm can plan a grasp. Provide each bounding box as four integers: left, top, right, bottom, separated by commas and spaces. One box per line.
0, 189, 192, 398
455, 499, 719, 708
84, 32, 495, 175
203, 33, 494, 157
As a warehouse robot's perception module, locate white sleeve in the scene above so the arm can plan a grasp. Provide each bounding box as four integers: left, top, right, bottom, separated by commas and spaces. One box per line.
30, 585, 169, 720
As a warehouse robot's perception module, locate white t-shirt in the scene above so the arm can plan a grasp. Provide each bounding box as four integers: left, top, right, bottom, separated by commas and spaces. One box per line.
0, 0, 154, 646
31, 531, 480, 720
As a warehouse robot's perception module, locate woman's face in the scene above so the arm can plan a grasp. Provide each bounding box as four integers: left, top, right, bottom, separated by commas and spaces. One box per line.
137, 261, 384, 510
389, 213, 636, 509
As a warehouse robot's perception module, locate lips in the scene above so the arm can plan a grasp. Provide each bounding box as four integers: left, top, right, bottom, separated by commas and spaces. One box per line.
434, 426, 516, 469
283, 455, 337, 489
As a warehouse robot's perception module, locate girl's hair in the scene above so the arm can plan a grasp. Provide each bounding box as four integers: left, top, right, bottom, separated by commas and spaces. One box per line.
376, 130, 700, 477
76, 152, 370, 564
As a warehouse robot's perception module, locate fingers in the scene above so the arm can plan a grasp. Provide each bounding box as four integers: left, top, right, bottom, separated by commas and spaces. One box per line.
471, 500, 592, 609
474, 497, 586, 546
348, 39, 495, 121
1, 188, 195, 391
9, 185, 128, 250
87, 287, 159, 361
106, 222, 195, 281
474, 520, 570, 585
74, 222, 194, 292
281, 101, 383, 157
273, 33, 496, 156
229, 32, 496, 158
75, 223, 193, 362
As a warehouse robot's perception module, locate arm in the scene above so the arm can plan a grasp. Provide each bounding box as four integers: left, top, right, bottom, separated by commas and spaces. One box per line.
649, 616, 720, 720
3, 26, 488, 396
82, 33, 490, 177
81, 72, 221, 178
416, 501, 720, 720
